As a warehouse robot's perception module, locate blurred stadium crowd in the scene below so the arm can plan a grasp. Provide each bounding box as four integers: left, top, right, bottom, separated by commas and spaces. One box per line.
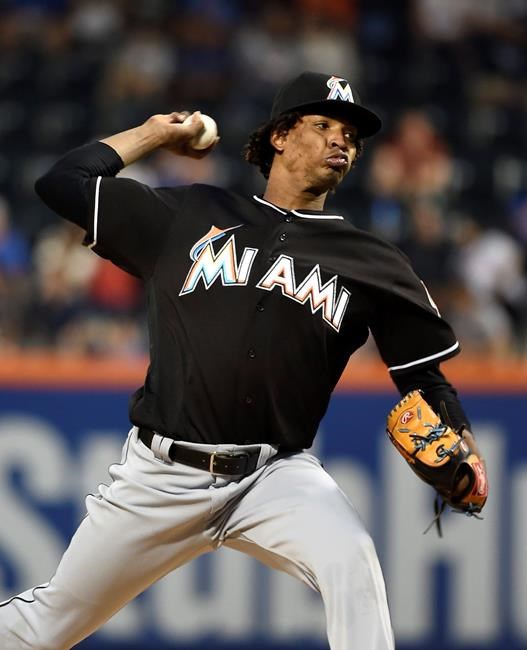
0, 0, 526, 359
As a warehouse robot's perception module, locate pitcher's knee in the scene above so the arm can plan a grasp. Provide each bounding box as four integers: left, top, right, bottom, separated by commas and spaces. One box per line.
350, 530, 379, 566
0, 604, 54, 650
317, 530, 382, 585
0, 583, 95, 650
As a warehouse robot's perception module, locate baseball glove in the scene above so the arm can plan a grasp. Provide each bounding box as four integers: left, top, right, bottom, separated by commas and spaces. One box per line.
386, 390, 488, 534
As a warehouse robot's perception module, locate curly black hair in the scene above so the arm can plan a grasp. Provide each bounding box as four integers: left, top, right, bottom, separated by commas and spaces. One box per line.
243, 112, 364, 179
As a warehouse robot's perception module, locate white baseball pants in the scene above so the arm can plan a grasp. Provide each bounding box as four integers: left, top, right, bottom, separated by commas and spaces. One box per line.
0, 427, 394, 649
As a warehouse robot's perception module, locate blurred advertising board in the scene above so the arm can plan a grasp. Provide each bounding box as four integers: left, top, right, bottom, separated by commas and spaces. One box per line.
0, 356, 525, 650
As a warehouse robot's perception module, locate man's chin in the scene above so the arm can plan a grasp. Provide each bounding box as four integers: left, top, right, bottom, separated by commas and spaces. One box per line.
304, 167, 347, 195
319, 169, 345, 192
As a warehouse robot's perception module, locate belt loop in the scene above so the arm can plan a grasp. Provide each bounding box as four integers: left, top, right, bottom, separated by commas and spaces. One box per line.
151, 433, 173, 462
256, 444, 279, 469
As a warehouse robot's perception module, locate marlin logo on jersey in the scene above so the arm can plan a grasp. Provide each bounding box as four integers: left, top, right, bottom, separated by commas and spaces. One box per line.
180, 228, 351, 331
179, 225, 258, 295
326, 76, 354, 103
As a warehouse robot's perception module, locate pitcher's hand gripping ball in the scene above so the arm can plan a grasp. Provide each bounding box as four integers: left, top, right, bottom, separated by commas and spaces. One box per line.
386, 391, 488, 524
183, 113, 218, 150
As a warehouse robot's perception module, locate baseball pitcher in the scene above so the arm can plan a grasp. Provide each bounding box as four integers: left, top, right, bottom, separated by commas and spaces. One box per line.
0, 72, 487, 650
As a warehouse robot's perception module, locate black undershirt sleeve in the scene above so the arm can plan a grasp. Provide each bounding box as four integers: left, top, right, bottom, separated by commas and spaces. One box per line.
391, 363, 472, 432
34, 141, 124, 229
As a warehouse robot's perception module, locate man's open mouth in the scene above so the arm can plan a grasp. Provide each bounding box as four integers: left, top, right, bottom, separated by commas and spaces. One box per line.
325, 155, 348, 170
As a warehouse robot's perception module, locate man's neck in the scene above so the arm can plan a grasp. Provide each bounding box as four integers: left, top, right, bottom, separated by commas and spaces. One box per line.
263, 178, 328, 212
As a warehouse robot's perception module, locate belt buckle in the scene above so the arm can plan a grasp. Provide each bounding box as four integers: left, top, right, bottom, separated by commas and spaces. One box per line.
209, 451, 250, 475
209, 451, 218, 474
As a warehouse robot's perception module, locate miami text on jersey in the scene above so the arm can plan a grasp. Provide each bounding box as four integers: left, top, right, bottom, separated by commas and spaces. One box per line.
179, 227, 351, 332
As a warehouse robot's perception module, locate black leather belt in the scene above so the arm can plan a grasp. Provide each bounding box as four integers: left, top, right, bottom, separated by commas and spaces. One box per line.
138, 427, 260, 476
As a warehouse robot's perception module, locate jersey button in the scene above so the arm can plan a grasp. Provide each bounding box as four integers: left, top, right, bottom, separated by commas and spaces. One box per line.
248, 348, 256, 359
285, 215, 293, 223
244, 395, 254, 405
256, 303, 265, 312
269, 255, 277, 262
279, 233, 287, 242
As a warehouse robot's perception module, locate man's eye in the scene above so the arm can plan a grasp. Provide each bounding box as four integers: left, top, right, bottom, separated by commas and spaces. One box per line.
316, 122, 328, 129
345, 132, 355, 140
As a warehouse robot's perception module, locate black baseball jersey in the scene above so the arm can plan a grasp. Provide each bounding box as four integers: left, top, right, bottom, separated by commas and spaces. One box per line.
35, 142, 464, 448
77, 170, 459, 449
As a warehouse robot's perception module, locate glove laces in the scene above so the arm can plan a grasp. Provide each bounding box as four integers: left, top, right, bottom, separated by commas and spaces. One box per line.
423, 495, 485, 537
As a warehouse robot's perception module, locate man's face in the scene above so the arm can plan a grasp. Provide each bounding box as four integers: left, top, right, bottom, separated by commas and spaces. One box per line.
272, 114, 359, 193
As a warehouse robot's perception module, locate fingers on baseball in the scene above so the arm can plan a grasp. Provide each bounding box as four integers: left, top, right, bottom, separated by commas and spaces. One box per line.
168, 111, 191, 123
181, 111, 205, 134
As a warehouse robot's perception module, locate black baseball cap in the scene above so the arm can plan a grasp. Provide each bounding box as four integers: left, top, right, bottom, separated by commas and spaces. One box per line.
271, 71, 382, 138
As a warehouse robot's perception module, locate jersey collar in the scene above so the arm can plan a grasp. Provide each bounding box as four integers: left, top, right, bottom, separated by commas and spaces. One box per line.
252, 195, 344, 220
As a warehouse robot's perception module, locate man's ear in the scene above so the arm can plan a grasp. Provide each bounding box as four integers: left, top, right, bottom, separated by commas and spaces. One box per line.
270, 129, 288, 154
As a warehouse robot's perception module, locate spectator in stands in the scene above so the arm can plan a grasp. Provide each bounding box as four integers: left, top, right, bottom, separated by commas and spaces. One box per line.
390, 110, 453, 202
364, 142, 406, 240
398, 200, 457, 312
24, 220, 96, 346
298, 14, 360, 82
508, 192, 527, 255
0, 195, 30, 348
235, 3, 303, 89
0, 195, 29, 277
362, 110, 453, 241
69, 0, 123, 46
453, 212, 527, 355
444, 280, 515, 359
296, 0, 357, 28
171, 4, 236, 110
96, 23, 177, 133
0, 1, 525, 360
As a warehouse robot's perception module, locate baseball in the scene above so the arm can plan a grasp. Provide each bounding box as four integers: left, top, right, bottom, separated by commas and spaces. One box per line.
183, 113, 218, 150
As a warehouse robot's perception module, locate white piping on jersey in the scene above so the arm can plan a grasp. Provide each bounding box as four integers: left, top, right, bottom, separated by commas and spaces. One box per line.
252, 195, 343, 219
87, 175, 102, 250
291, 209, 343, 220
420, 280, 441, 317
388, 341, 460, 372
252, 195, 287, 214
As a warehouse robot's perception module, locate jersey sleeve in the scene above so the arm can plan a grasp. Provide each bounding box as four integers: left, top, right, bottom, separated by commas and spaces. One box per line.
369, 286, 460, 375
83, 176, 188, 278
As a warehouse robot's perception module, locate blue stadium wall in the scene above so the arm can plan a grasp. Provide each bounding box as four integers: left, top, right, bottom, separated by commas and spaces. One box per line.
0, 384, 524, 650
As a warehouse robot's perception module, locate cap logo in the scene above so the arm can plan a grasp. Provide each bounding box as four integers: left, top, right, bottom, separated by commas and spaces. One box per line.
326, 76, 354, 103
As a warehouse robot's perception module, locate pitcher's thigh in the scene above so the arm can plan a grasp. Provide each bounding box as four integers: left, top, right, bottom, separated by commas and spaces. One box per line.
223, 453, 375, 587
223, 453, 394, 649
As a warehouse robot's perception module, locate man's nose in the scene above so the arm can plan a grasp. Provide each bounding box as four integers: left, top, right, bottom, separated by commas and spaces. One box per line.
329, 130, 348, 149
